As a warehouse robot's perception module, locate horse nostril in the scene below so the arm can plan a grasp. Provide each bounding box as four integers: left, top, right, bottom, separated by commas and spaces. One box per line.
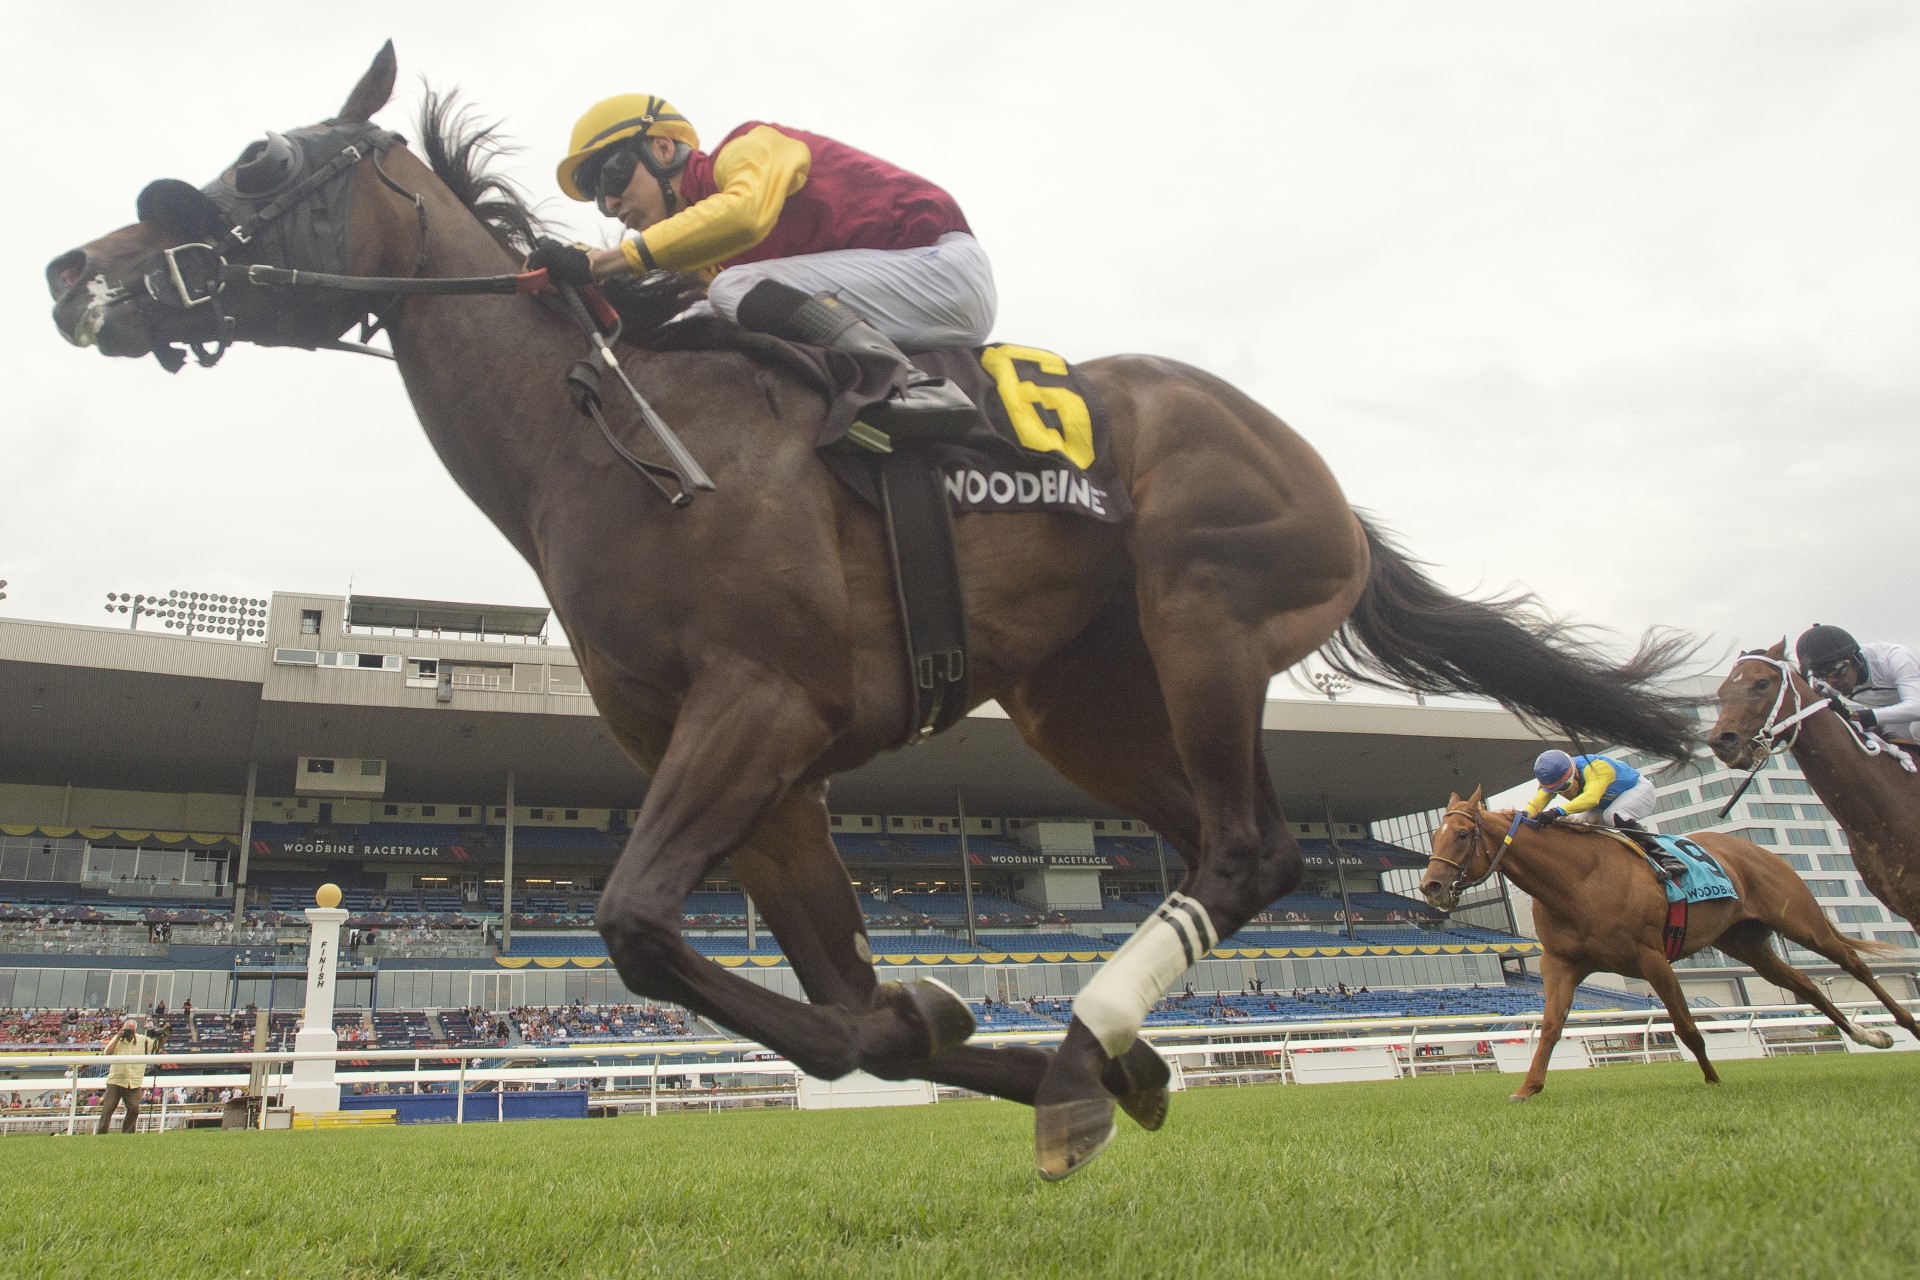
46, 249, 88, 300
1710, 731, 1736, 747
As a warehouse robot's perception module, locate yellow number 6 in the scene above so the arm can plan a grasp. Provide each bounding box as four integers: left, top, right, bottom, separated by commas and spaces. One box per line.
979, 344, 1095, 470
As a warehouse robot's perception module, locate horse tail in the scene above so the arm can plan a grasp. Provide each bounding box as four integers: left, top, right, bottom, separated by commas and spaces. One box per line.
1838, 933, 1907, 962
1320, 515, 1701, 762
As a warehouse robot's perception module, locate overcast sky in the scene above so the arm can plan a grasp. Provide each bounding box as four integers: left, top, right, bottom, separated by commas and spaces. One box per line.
6, 2, 1916, 689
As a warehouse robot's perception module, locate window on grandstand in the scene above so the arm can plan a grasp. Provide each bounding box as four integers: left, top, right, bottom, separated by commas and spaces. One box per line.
1653, 789, 1694, 814
422, 806, 436, 817
1786, 828, 1830, 847
1657, 811, 1721, 836
1768, 777, 1815, 796
548, 666, 588, 696
0, 834, 86, 882
1748, 802, 1796, 820
1855, 880, 1870, 897
1805, 880, 1848, 898
406, 657, 439, 688
273, 648, 319, 666
1699, 778, 1740, 800
1877, 930, 1918, 949
1798, 804, 1830, 821
1834, 905, 1884, 924
306, 759, 334, 775
300, 609, 321, 635
362, 760, 382, 776
1783, 853, 1813, 872
1819, 854, 1858, 875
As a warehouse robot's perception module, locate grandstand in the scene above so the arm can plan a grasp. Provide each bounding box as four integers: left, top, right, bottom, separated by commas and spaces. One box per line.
2, 586, 1790, 1041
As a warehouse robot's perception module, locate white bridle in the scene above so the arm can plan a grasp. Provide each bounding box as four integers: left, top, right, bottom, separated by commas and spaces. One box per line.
1734, 654, 1915, 774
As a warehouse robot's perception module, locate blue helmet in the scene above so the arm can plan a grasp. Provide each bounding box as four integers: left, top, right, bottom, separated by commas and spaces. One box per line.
1533, 750, 1577, 789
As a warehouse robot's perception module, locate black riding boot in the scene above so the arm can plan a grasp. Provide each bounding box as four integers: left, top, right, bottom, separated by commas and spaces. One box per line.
733, 280, 976, 434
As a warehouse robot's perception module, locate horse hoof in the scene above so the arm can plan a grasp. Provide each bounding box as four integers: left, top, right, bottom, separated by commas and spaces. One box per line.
884, 978, 976, 1058
1103, 1038, 1172, 1131
1035, 1097, 1117, 1181
1860, 1029, 1896, 1050
1507, 1092, 1531, 1104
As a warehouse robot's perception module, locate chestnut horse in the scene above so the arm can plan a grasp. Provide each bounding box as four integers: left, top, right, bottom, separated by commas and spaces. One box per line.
1710, 642, 1920, 927
1419, 789, 1918, 1100
46, 46, 1701, 1177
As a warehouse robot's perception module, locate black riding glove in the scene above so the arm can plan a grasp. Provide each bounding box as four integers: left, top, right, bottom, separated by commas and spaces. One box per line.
526, 238, 594, 287
1856, 707, 1878, 729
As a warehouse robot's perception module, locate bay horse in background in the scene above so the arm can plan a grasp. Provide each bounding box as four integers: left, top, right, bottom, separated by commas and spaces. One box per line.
1419, 788, 1919, 1101
1710, 642, 1920, 928
47, 45, 1703, 1177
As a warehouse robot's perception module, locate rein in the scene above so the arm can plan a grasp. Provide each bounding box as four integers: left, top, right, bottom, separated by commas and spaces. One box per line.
113, 123, 712, 503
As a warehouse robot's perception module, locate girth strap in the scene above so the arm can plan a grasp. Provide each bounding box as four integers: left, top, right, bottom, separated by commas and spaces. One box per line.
876, 444, 970, 744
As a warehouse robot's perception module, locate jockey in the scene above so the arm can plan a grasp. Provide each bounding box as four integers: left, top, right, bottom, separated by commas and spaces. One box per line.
528, 94, 990, 430
1795, 625, 1920, 741
1524, 749, 1657, 831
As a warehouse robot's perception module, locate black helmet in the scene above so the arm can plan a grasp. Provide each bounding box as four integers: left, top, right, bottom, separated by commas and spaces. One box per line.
1795, 624, 1862, 677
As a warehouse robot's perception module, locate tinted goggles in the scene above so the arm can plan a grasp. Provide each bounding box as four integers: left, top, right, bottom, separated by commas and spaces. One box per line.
590, 143, 645, 216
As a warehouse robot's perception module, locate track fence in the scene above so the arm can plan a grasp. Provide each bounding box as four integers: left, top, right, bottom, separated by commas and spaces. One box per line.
1, 1001, 1910, 1135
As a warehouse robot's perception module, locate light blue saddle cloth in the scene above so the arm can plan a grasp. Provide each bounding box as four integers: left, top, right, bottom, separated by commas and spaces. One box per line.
1648, 835, 1739, 906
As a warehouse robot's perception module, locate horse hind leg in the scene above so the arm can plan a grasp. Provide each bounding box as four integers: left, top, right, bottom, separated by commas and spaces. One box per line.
1014, 584, 1354, 1177
999, 604, 1221, 1176
1710, 923, 1892, 1047
1731, 908, 1920, 1043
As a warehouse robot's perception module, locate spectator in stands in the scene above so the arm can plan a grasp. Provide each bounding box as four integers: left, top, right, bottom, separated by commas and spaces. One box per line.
94, 1017, 157, 1134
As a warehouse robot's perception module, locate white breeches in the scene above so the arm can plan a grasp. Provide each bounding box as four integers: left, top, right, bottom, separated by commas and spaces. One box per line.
1564, 777, 1658, 827
704, 231, 997, 352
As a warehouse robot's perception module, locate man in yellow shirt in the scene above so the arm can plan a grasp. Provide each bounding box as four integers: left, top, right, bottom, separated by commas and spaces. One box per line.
528, 95, 990, 431
94, 1017, 157, 1134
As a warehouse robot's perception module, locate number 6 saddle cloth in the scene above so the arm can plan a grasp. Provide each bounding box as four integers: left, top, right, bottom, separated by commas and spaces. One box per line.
634, 306, 1130, 523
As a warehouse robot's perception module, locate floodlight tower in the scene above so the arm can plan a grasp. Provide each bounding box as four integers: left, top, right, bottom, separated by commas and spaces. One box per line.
104, 592, 165, 629
106, 589, 269, 639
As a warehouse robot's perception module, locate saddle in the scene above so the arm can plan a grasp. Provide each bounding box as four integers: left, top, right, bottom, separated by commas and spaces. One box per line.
589, 294, 1129, 747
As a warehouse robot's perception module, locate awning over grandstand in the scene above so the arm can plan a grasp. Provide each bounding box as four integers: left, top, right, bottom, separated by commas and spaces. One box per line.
345, 595, 549, 639
0, 824, 235, 849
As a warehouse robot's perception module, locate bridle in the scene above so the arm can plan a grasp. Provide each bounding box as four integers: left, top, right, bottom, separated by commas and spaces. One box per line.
83, 119, 713, 504
1723, 654, 1913, 790
1425, 805, 1520, 904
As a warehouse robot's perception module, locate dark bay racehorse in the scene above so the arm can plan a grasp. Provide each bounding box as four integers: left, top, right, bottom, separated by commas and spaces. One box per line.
1420, 789, 1918, 1100
47, 46, 1702, 1177
1710, 642, 1920, 926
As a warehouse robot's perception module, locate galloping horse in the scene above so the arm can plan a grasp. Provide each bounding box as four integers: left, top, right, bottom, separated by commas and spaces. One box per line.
46, 46, 1702, 1177
1419, 789, 1918, 1100
1710, 643, 1920, 927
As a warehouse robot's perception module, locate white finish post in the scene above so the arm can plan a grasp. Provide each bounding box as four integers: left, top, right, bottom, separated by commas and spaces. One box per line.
283, 887, 348, 1115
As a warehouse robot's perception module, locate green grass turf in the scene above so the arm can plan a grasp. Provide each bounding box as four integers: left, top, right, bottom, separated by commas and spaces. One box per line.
2, 1053, 1914, 1280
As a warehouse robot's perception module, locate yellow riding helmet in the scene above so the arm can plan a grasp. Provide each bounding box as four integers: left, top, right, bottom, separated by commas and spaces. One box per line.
556, 94, 701, 201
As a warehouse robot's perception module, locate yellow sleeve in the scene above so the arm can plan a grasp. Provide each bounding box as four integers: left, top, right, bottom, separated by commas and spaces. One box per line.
1524, 788, 1552, 817
623, 125, 812, 274
1560, 760, 1614, 814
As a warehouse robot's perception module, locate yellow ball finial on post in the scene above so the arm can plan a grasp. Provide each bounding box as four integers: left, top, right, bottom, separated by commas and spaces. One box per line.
315, 883, 342, 909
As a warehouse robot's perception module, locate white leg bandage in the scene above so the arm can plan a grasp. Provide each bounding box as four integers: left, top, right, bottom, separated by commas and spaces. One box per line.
1073, 893, 1218, 1058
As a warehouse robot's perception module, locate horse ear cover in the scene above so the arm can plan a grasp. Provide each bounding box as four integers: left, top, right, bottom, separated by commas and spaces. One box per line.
136, 179, 227, 240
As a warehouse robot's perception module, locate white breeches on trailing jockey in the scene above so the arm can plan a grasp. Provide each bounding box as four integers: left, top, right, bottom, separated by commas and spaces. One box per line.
1564, 777, 1658, 828
704, 231, 997, 352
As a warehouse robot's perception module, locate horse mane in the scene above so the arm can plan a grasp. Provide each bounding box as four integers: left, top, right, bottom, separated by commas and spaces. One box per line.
415, 85, 714, 344
416, 86, 546, 256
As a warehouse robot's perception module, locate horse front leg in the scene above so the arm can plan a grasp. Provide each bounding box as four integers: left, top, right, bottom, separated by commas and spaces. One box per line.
1511, 952, 1586, 1101
596, 655, 962, 1078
